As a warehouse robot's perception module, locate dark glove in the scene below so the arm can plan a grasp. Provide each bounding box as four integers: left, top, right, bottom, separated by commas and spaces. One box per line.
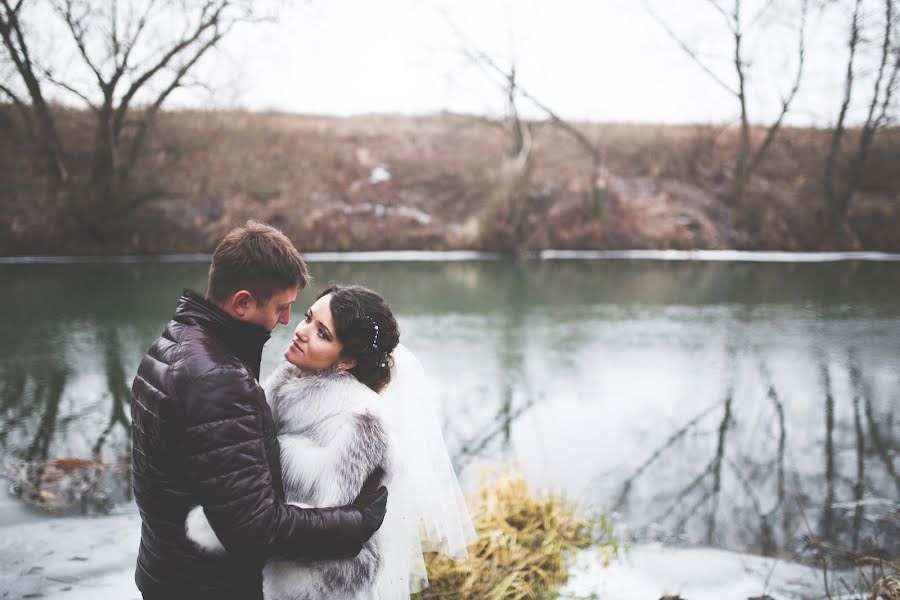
350, 467, 388, 542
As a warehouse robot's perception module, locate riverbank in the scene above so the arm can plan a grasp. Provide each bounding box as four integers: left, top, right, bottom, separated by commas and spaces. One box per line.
0, 509, 857, 600
2, 110, 898, 256
4, 248, 900, 264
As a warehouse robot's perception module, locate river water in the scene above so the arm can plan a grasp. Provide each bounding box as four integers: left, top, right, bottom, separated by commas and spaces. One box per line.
1, 256, 898, 561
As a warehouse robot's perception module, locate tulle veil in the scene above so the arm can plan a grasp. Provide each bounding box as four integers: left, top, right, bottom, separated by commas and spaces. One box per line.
373, 344, 476, 598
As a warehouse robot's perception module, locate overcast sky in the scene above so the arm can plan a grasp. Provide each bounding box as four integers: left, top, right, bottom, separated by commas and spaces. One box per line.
190, 0, 882, 126
25, 0, 893, 126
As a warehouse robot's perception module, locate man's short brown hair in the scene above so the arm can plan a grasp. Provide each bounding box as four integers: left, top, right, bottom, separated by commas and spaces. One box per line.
207, 220, 310, 305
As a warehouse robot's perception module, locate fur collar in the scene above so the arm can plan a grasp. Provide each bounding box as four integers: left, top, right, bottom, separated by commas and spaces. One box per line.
264, 362, 381, 436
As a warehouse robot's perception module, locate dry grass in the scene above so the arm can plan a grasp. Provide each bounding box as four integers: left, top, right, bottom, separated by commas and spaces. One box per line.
418, 470, 619, 600
1, 106, 898, 253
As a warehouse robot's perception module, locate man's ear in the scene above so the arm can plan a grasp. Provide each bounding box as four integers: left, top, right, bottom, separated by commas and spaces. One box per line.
229, 290, 255, 317
337, 358, 357, 371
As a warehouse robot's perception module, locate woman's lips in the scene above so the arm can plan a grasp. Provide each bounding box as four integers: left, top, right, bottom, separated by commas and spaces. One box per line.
291, 340, 303, 352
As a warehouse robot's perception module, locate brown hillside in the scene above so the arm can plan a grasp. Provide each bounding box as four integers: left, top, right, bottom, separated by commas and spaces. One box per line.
1, 109, 898, 254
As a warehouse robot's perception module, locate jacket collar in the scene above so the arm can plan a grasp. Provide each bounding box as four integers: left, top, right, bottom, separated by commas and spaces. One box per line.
175, 289, 271, 379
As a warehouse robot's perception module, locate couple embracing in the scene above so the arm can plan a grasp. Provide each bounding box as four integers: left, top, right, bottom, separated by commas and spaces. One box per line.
131, 221, 474, 599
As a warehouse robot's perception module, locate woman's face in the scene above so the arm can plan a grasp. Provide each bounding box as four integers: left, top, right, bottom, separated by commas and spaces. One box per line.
285, 294, 353, 371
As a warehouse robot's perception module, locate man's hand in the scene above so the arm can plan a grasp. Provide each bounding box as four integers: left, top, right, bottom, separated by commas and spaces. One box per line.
351, 467, 388, 540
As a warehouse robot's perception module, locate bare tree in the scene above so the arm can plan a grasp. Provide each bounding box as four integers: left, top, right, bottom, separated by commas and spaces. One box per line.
445, 13, 609, 256
823, 0, 898, 246
645, 0, 809, 207
462, 43, 607, 215
471, 56, 537, 257
0, 0, 259, 242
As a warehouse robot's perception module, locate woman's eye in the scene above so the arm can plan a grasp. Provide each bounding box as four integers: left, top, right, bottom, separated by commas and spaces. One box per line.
317, 329, 327, 340
304, 311, 312, 323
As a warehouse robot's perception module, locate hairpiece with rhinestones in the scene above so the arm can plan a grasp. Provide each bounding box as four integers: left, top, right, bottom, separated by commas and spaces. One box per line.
364, 315, 379, 350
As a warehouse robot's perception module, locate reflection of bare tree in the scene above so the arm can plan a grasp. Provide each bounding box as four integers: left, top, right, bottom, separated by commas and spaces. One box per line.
614, 399, 722, 510
706, 376, 734, 544
10, 366, 70, 509
0, 369, 26, 413
453, 268, 539, 469
756, 354, 792, 550
92, 328, 132, 461
859, 366, 900, 497
809, 352, 898, 570
757, 358, 786, 513
454, 396, 538, 471
630, 348, 737, 543
0, 369, 27, 447
848, 351, 865, 550
725, 454, 777, 555
24, 368, 68, 463
606, 333, 897, 565
0, 328, 133, 512
820, 360, 836, 541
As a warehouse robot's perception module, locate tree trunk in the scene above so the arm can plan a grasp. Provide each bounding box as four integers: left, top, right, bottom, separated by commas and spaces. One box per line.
76, 105, 131, 243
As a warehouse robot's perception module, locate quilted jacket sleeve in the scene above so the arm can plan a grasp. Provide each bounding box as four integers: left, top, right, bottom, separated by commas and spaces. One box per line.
182, 367, 367, 562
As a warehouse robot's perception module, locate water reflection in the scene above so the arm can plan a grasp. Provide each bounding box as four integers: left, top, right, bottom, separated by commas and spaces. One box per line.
0, 259, 897, 565
604, 341, 898, 563
93, 327, 132, 462
0, 326, 132, 513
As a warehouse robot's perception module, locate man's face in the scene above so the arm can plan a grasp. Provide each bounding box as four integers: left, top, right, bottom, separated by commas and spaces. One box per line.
243, 287, 299, 332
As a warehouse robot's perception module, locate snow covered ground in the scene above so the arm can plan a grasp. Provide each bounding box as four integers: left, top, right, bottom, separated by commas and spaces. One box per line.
0, 508, 863, 600
0, 508, 142, 600
560, 544, 851, 600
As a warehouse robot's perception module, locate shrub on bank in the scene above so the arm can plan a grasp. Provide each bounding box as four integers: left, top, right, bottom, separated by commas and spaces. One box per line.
419, 470, 619, 600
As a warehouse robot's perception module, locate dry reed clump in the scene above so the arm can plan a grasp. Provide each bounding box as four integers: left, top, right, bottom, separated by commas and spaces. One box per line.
418, 470, 619, 600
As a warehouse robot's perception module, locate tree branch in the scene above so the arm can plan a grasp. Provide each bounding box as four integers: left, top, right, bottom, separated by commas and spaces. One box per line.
0, 80, 33, 132
747, 0, 776, 30
825, 0, 861, 209
875, 50, 898, 128
645, 0, 739, 98
109, 0, 155, 92
110, 0, 119, 60
733, 0, 751, 191
844, 0, 895, 215
1, 0, 33, 77
39, 65, 99, 110
749, 0, 808, 174
861, 0, 894, 135
0, 0, 68, 183
121, 20, 227, 185
705, 0, 736, 30
56, 0, 107, 90
113, 0, 226, 136
460, 42, 602, 164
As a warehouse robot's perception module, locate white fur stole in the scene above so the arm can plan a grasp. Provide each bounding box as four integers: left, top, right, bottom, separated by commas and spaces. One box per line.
185, 363, 393, 600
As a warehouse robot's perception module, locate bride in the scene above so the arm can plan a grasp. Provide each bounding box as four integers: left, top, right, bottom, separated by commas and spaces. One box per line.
186, 283, 475, 599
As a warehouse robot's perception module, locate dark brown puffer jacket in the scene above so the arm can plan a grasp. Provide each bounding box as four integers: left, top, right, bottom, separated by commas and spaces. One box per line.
131, 291, 368, 599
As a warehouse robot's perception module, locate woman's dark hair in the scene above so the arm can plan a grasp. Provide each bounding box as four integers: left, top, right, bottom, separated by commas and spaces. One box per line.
317, 283, 400, 393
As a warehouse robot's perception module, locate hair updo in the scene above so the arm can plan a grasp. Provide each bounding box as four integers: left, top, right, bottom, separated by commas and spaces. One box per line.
317, 283, 400, 393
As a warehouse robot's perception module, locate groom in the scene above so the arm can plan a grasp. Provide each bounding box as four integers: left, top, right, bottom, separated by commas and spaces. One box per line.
131, 221, 387, 599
